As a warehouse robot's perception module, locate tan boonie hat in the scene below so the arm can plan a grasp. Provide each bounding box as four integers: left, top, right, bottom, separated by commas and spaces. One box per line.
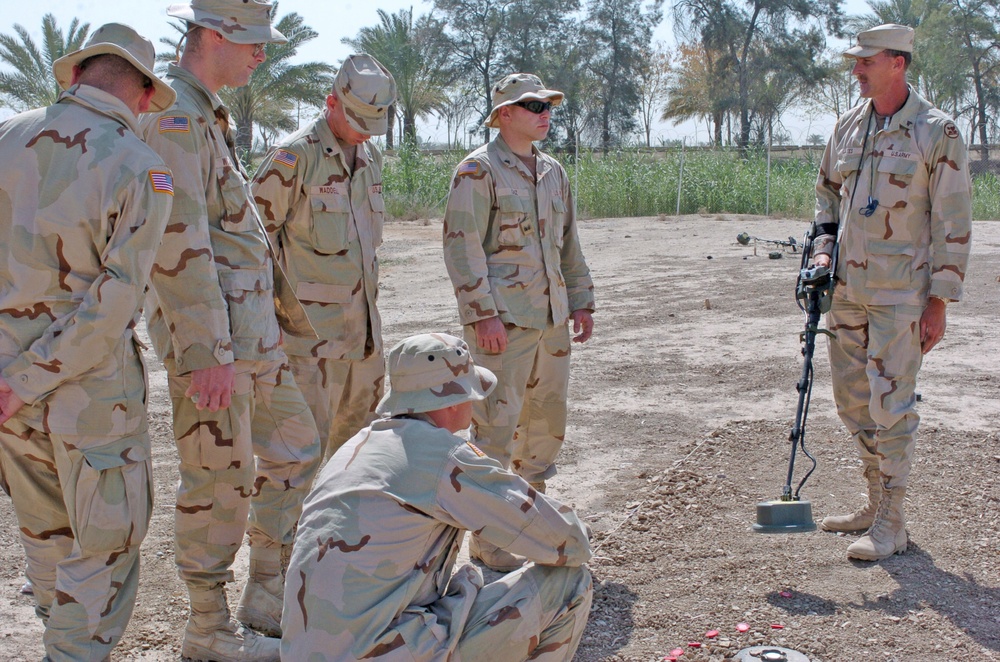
485, 73, 564, 128
167, 0, 287, 44
334, 54, 397, 136
53, 23, 176, 113
376, 334, 497, 417
844, 23, 915, 58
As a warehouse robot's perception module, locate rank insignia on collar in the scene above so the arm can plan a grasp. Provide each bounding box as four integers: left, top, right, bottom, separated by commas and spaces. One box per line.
466, 441, 486, 457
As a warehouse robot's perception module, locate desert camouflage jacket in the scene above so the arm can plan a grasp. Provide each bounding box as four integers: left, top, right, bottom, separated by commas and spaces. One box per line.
443, 135, 595, 330
813, 86, 972, 306
140, 64, 312, 374
0, 84, 172, 439
252, 115, 384, 360
283, 416, 592, 661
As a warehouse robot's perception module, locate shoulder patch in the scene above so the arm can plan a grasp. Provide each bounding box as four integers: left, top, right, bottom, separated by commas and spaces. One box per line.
943, 122, 959, 139
456, 160, 481, 177
158, 116, 189, 133
466, 440, 486, 457
273, 149, 298, 168
149, 170, 174, 195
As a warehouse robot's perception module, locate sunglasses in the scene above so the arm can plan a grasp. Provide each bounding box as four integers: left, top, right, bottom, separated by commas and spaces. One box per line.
513, 100, 553, 114
252, 43, 266, 57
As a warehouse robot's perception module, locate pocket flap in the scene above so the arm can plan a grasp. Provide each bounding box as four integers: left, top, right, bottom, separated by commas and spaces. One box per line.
496, 189, 527, 213
296, 281, 353, 304
867, 239, 915, 256
310, 190, 350, 213
219, 267, 273, 292
877, 157, 918, 177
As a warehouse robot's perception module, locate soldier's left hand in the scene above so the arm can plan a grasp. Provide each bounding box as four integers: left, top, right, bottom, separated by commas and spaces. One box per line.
0, 377, 26, 425
920, 298, 947, 354
571, 310, 594, 344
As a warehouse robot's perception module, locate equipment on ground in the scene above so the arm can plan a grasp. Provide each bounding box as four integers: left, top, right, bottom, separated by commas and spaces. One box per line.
734, 646, 811, 662
753, 229, 836, 534
736, 232, 799, 256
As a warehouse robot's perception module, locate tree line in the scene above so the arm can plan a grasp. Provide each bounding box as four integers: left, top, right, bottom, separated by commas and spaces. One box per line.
1, 0, 997, 157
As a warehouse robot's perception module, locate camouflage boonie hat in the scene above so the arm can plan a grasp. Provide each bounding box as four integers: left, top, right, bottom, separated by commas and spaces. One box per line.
376, 334, 497, 417
844, 23, 915, 58
167, 0, 287, 44
334, 54, 397, 136
53, 23, 176, 112
485, 73, 564, 128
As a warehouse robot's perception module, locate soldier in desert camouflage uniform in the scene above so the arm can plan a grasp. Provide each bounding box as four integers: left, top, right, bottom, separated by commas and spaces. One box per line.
0, 24, 175, 661
140, 1, 321, 659
282, 333, 593, 661
811, 24, 972, 561
252, 54, 397, 461
442, 73, 595, 572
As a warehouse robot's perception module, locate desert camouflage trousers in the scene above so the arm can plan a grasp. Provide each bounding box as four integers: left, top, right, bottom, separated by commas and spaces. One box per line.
464, 323, 571, 484
455, 563, 593, 661
827, 293, 923, 489
0, 421, 152, 661
287, 352, 384, 461
165, 357, 320, 591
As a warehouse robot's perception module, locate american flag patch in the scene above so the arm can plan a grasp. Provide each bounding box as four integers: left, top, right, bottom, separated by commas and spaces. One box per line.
273, 149, 298, 168
149, 170, 174, 195
456, 160, 480, 176
158, 116, 189, 133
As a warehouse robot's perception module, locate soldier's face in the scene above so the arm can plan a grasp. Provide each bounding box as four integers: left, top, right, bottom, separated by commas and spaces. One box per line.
503, 103, 552, 143
222, 39, 267, 88
326, 94, 372, 145
851, 51, 901, 99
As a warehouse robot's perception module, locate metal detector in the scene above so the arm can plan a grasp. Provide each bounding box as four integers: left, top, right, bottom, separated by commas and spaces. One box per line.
736, 232, 799, 255
753, 230, 837, 534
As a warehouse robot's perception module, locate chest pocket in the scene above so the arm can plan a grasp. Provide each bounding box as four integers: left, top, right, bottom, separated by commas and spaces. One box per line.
368, 185, 385, 247
835, 153, 863, 179
309, 188, 352, 254
550, 198, 567, 248
217, 158, 257, 233
495, 188, 532, 246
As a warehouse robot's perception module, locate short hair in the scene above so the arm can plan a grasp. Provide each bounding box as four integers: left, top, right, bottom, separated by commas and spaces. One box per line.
77, 53, 152, 92
884, 48, 912, 69
181, 23, 207, 53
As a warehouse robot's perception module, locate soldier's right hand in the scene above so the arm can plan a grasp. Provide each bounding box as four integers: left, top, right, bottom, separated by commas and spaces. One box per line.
0, 377, 25, 425
475, 317, 508, 354
186, 364, 237, 412
812, 254, 832, 268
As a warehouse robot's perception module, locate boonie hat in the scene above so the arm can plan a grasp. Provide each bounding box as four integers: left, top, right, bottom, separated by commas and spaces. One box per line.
167, 0, 287, 44
53, 23, 176, 113
485, 73, 564, 128
376, 334, 497, 417
334, 54, 397, 136
844, 23, 915, 58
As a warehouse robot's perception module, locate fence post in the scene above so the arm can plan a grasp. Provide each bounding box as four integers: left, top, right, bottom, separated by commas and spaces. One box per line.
766, 122, 772, 217
676, 137, 685, 216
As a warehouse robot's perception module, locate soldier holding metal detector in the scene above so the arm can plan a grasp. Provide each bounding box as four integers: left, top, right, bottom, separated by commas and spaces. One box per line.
810, 24, 972, 561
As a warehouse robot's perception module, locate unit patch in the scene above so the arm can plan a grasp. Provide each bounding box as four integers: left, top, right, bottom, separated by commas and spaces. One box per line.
158, 116, 189, 133
943, 122, 959, 139
149, 170, 174, 195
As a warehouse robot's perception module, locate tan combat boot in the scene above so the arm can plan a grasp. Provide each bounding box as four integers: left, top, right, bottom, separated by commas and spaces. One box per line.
821, 465, 882, 532
181, 587, 280, 662
469, 534, 527, 573
236, 552, 284, 637
846, 485, 908, 561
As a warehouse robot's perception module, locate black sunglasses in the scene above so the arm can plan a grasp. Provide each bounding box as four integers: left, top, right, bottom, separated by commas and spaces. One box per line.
513, 100, 553, 114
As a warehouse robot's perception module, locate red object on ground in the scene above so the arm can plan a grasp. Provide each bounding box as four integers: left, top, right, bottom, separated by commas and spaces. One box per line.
736, 623, 750, 632
670, 648, 684, 656
771, 623, 785, 629
705, 630, 720, 638
780, 590, 793, 598
688, 642, 702, 648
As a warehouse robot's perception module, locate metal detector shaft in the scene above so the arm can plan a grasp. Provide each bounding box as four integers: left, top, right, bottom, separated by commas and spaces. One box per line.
784, 285, 824, 499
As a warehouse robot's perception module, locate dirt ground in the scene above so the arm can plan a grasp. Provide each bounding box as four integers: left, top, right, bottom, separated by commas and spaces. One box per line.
2, 214, 998, 661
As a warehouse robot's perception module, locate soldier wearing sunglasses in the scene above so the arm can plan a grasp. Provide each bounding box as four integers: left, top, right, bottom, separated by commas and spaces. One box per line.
443, 73, 596, 573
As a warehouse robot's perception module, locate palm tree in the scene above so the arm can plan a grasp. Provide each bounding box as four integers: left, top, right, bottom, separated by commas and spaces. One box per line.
0, 14, 90, 112
344, 8, 455, 147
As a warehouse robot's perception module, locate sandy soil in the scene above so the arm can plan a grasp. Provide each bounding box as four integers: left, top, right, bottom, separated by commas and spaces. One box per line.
2, 214, 998, 661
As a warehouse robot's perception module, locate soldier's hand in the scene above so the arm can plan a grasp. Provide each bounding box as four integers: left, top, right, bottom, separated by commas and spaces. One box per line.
186, 364, 237, 412
812, 254, 832, 269
0, 377, 26, 425
920, 297, 947, 354
475, 317, 508, 354
571, 309, 594, 343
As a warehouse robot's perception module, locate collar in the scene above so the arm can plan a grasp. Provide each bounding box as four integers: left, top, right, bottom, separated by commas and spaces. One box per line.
314, 113, 371, 170
58, 84, 141, 134
857, 84, 920, 133
492, 133, 552, 180
166, 62, 228, 119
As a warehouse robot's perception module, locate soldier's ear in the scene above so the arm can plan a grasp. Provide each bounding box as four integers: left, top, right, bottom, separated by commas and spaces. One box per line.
70, 65, 84, 86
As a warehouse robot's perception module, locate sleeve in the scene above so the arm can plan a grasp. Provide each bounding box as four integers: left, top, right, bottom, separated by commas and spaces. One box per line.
557, 167, 596, 313
925, 120, 972, 302
442, 158, 501, 325
812, 126, 843, 259
3, 167, 174, 402
434, 442, 592, 567
252, 144, 305, 252
142, 111, 234, 373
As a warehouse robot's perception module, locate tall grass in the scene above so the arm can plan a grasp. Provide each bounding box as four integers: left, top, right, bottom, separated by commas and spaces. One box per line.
380, 146, 1000, 221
